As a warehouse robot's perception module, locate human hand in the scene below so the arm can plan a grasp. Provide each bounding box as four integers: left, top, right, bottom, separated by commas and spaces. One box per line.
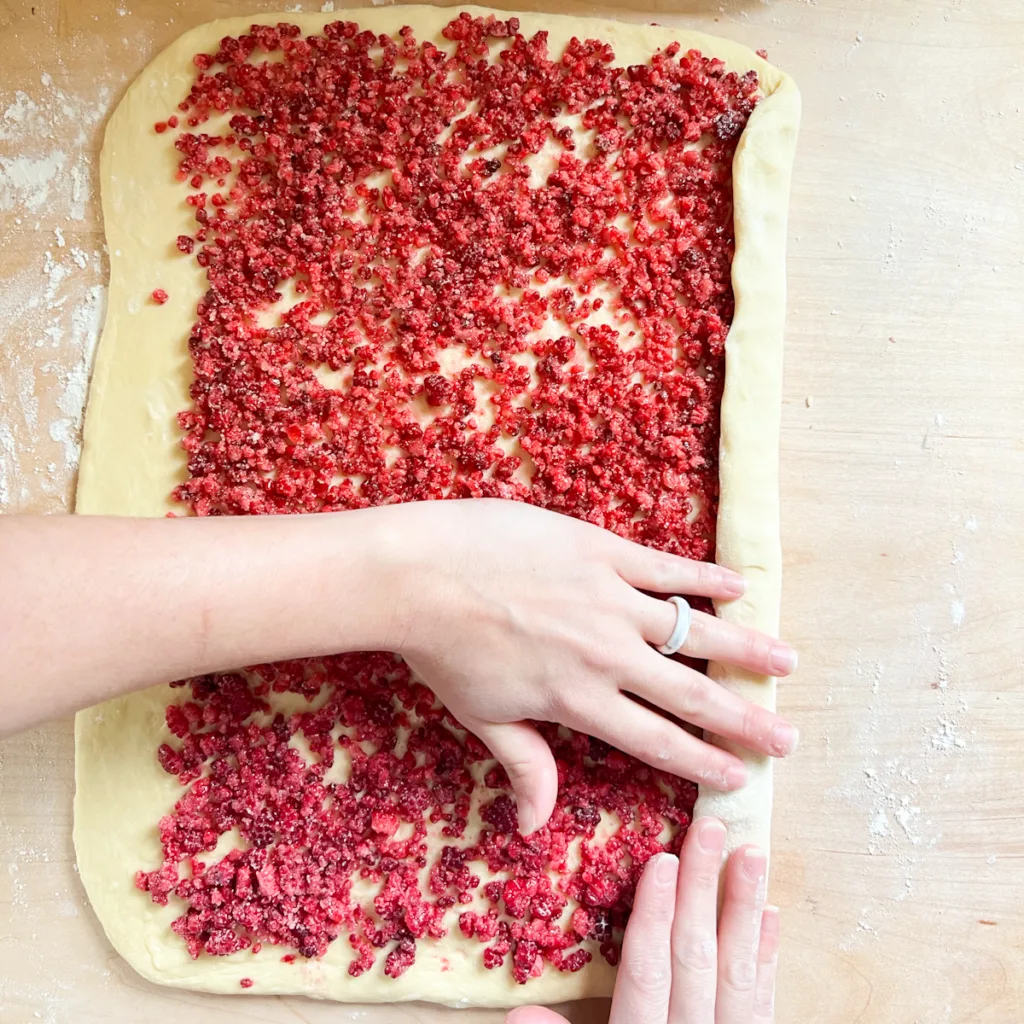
505, 817, 779, 1024
381, 499, 798, 833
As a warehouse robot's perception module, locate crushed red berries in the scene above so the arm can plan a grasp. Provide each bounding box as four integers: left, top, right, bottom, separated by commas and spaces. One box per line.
151, 288, 169, 304
135, 14, 758, 986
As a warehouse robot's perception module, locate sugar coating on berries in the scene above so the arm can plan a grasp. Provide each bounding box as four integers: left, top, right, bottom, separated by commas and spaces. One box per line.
137, 13, 757, 984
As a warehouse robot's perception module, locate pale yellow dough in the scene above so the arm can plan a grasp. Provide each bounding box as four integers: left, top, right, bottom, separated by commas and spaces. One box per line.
74, 5, 799, 1007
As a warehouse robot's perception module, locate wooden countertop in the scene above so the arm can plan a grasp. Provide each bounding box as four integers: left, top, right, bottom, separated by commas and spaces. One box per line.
1, 0, 1022, 1021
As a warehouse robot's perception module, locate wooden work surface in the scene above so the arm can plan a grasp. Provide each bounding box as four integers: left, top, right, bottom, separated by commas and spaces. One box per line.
1, 0, 1022, 1021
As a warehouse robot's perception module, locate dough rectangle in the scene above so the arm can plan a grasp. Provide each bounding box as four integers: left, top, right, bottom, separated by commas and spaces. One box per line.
74, 6, 799, 1007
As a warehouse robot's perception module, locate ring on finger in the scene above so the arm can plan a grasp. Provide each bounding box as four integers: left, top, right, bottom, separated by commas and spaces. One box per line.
657, 595, 692, 656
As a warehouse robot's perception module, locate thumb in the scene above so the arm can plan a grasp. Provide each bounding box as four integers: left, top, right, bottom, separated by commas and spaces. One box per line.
472, 720, 559, 836
506, 1008, 571, 1024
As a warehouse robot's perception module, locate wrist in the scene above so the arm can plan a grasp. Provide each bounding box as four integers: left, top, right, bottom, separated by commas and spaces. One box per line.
322, 504, 428, 655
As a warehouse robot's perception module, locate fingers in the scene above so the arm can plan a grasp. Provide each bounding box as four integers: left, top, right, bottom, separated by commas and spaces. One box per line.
506, 1009, 571, 1024
668, 817, 727, 1024
628, 650, 799, 759
572, 697, 749, 791
752, 906, 780, 1024
715, 845, 768, 1024
605, 534, 747, 601
470, 719, 558, 835
609, 852, 679, 1024
637, 599, 798, 678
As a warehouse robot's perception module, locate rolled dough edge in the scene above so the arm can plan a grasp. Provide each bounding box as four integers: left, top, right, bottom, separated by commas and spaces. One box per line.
694, 72, 801, 861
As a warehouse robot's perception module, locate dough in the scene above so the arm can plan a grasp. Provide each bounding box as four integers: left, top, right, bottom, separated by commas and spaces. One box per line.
74, 5, 799, 1007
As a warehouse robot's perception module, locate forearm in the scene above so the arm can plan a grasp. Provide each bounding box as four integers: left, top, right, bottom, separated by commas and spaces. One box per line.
0, 510, 406, 734
0, 498, 798, 836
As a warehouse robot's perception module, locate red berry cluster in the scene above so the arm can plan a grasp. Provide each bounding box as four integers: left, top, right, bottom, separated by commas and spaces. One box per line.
137, 14, 757, 985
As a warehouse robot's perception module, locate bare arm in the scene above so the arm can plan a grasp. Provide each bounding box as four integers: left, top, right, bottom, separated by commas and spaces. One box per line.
0, 509, 404, 732
0, 499, 798, 833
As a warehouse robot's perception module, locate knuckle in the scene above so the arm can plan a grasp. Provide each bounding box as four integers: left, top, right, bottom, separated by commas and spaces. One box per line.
740, 703, 768, 745
745, 626, 770, 667
694, 559, 712, 587
743, 629, 765, 665
689, 862, 721, 894
672, 927, 717, 974
545, 685, 573, 719
672, 674, 706, 721
699, 749, 729, 786
633, 720, 684, 771
723, 952, 759, 994
647, 551, 677, 591
666, 553, 689, 588
560, 697, 599, 734
581, 636, 621, 673
656, 719, 687, 756
620, 949, 672, 999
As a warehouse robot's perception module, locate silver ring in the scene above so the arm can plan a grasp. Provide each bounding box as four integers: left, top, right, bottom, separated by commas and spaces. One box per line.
657, 596, 692, 656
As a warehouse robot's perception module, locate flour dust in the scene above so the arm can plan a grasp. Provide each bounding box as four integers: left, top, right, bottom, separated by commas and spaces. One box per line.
0, 71, 115, 510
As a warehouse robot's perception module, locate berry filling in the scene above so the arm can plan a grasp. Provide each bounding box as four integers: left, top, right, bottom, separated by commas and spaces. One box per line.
136, 14, 758, 985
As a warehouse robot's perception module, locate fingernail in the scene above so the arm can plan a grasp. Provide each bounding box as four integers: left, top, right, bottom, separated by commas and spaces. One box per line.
742, 846, 767, 882
696, 817, 727, 854
654, 852, 680, 884
769, 645, 798, 675
517, 802, 538, 837
761, 905, 781, 942
725, 763, 748, 789
772, 723, 799, 756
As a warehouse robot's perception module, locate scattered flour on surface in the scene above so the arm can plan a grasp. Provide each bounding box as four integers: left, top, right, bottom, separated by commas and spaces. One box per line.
0, 73, 114, 509
0, 153, 67, 213
931, 719, 967, 752
868, 807, 889, 839
45, 284, 107, 471
942, 512, 974, 629
57, 899, 79, 918
0, 423, 15, 507
830, 592, 980, 952
881, 221, 903, 273
17, 368, 38, 431
0, 91, 36, 134
871, 660, 883, 695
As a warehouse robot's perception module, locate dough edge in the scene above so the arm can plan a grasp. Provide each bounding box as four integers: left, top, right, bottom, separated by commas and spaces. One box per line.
72, 4, 799, 1007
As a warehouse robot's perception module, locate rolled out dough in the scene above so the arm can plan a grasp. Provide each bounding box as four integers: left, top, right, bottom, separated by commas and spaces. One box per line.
73, 5, 799, 1008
